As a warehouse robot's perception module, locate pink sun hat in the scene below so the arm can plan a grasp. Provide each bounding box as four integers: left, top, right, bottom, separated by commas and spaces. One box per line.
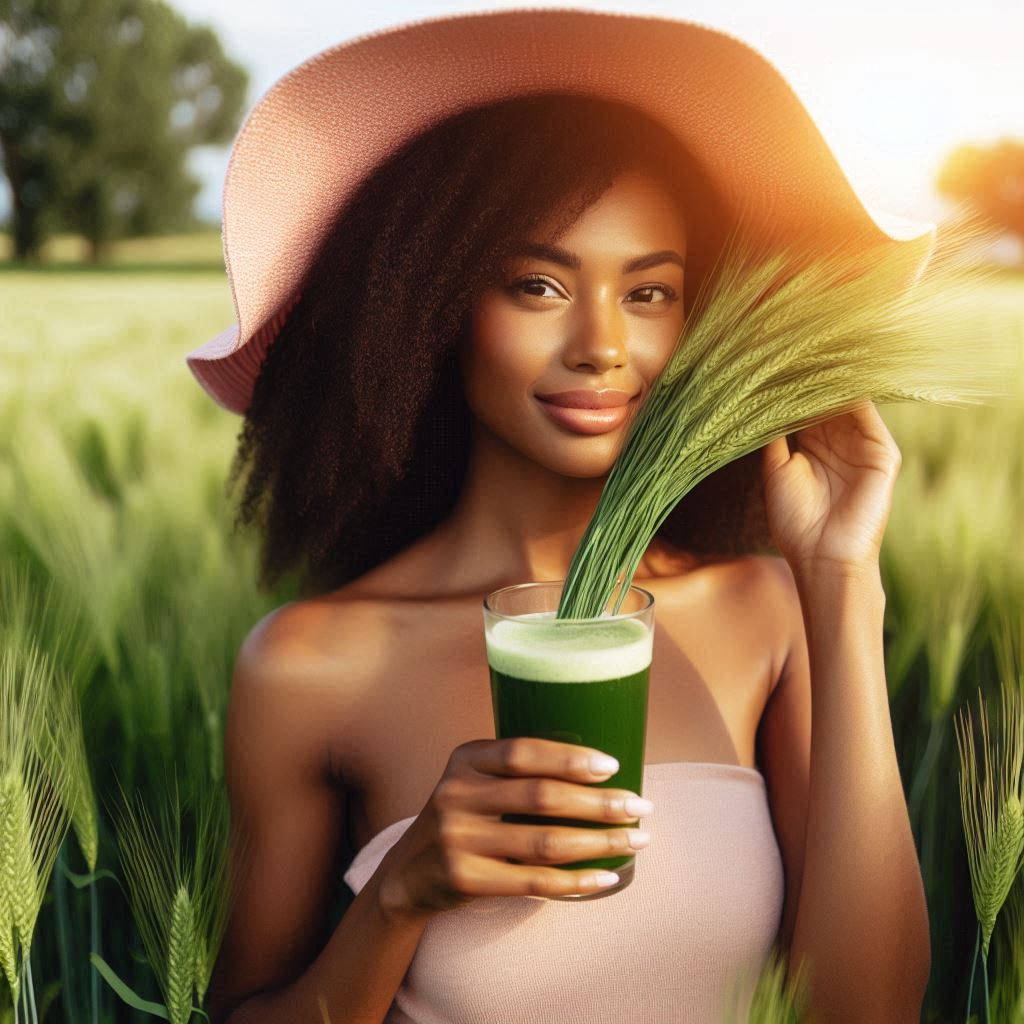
185, 5, 938, 416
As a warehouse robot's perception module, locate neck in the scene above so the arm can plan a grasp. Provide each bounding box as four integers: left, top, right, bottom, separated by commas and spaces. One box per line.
431, 419, 658, 592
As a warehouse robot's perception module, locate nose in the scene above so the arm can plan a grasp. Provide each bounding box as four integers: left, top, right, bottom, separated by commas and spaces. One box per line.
562, 293, 629, 373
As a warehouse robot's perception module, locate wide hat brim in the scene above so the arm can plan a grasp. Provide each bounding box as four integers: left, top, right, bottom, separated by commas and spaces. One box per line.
186, 4, 938, 415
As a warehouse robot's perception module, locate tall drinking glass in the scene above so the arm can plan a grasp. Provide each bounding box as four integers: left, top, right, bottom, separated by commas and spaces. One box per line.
482, 580, 654, 900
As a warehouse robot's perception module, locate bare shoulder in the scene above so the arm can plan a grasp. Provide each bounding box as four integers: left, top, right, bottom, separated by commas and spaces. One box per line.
239, 593, 395, 678
230, 593, 397, 784
717, 550, 795, 596
724, 554, 798, 693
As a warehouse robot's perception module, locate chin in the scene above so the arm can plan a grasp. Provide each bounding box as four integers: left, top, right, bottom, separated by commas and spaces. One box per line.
476, 411, 623, 478
523, 433, 623, 479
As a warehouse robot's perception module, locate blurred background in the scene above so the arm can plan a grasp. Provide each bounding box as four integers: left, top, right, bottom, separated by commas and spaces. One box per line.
3, 0, 1024, 266
1, 3, 1022, 1023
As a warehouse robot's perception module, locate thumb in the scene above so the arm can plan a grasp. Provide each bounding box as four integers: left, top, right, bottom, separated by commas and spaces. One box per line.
761, 435, 791, 485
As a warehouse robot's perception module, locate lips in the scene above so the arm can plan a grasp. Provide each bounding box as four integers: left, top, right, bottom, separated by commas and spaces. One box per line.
535, 395, 636, 435
534, 388, 635, 409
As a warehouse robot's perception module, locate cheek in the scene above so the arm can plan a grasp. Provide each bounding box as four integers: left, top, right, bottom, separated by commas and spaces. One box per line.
460, 302, 549, 417
643, 312, 686, 380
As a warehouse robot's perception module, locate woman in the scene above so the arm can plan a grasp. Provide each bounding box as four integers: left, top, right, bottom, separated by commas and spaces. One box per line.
190, 10, 932, 1023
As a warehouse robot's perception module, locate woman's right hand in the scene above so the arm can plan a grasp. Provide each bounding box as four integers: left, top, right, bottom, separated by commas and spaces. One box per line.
375, 737, 654, 921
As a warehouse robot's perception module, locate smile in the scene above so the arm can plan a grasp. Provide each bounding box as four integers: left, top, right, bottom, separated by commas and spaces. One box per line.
535, 397, 635, 435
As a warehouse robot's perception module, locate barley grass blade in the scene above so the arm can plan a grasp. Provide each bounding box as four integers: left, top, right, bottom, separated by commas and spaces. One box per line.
992, 601, 1024, 707
33, 668, 98, 875
0, 769, 24, 1006
721, 943, 811, 1023
167, 885, 196, 1024
0, 562, 100, 873
0, 641, 75, 1011
109, 775, 238, 1020
189, 785, 233, 1006
4, 418, 124, 674
0, 559, 100, 703
990, 863, 1024, 1022
108, 779, 179, 1015
556, 209, 1017, 619
0, 767, 36, 973
955, 680, 1024, 960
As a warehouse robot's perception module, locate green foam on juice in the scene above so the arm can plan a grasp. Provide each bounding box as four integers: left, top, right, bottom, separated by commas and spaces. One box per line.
485, 611, 652, 682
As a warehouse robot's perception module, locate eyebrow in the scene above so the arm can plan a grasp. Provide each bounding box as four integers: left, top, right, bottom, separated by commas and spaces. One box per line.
508, 242, 685, 274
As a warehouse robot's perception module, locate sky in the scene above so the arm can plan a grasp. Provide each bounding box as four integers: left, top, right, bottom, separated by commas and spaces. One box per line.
4, 0, 1023, 229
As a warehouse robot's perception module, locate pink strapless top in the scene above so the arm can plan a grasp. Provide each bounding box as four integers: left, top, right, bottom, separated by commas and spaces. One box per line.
343, 761, 785, 1024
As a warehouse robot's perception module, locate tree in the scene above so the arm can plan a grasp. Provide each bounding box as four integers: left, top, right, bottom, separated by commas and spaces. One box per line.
0, 0, 248, 262
937, 138, 1024, 244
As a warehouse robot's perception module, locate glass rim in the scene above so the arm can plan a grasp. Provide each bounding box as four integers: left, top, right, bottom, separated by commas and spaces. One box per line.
482, 579, 654, 622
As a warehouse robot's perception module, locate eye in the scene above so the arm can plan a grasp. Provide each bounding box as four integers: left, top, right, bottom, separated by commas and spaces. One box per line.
509, 275, 563, 299
509, 276, 679, 304
628, 285, 678, 305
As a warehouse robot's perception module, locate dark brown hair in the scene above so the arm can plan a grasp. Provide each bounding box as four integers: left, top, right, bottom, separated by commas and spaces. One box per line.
228, 92, 776, 597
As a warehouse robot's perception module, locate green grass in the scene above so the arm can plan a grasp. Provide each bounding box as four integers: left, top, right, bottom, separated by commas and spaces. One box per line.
0, 239, 292, 1023
0, 230, 225, 273
0, 233, 1022, 1022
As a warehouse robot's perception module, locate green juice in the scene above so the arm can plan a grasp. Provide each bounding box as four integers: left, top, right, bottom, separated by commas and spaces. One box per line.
485, 612, 651, 873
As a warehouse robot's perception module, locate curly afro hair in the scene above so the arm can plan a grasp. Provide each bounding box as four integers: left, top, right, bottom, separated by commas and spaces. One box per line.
227, 91, 777, 598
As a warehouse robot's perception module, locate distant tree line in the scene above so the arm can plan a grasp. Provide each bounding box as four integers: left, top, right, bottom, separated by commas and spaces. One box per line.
938, 138, 1024, 248
0, 0, 247, 262
1, 4, 1022, 265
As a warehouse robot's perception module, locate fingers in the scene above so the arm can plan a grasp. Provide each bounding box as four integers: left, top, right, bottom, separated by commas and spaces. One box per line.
761, 434, 791, 481
431, 738, 653, 900
445, 815, 649, 864
458, 736, 621, 782
435, 774, 648, 826
444, 850, 623, 899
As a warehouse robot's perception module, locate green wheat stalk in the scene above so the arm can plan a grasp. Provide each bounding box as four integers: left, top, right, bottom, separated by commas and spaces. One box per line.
0, 563, 100, 873
167, 886, 196, 1024
989, 866, 1024, 1023
556, 208, 1017, 620
0, 641, 75, 1010
108, 776, 235, 1024
188, 779, 234, 1006
955, 678, 1024, 1023
721, 941, 811, 1023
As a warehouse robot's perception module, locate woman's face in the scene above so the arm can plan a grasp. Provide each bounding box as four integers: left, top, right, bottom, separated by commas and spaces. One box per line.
460, 169, 688, 479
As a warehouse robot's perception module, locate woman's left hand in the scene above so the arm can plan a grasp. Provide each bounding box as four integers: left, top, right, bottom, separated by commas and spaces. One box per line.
760, 400, 902, 580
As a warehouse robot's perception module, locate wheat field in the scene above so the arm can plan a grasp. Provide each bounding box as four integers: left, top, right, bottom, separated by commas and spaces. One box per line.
1, 233, 1022, 1022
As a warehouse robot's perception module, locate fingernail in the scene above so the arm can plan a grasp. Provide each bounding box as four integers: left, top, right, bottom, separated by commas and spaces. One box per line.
589, 754, 619, 775
625, 796, 654, 816
628, 829, 652, 849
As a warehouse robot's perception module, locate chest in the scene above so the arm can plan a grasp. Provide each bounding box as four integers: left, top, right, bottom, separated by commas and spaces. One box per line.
338, 569, 778, 852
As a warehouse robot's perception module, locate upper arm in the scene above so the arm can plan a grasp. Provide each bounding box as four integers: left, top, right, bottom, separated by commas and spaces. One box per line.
753, 555, 812, 959
207, 604, 350, 1023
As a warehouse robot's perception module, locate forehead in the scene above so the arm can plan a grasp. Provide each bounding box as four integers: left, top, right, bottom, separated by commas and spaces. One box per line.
522, 172, 688, 255
506, 240, 685, 273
